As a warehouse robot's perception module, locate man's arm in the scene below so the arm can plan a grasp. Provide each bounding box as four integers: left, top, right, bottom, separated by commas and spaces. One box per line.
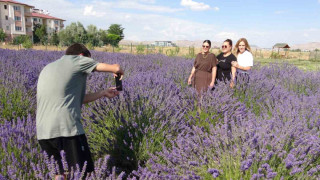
83, 88, 119, 104
94, 63, 124, 79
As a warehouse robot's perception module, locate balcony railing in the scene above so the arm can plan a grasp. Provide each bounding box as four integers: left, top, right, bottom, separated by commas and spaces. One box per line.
26, 22, 32, 26
24, 12, 32, 17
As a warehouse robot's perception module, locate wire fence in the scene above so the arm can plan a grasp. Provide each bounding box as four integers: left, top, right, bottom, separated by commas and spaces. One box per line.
309, 50, 320, 62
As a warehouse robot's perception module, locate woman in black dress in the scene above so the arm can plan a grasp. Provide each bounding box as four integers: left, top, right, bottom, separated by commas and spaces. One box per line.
216, 39, 237, 88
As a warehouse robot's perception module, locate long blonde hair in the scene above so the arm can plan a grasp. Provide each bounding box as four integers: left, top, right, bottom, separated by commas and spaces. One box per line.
234, 38, 251, 55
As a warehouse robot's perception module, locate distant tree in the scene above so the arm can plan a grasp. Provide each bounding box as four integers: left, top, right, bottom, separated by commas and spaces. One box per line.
87, 24, 102, 47
0, 28, 6, 42
13, 35, 32, 49
32, 24, 41, 43
100, 29, 108, 45
58, 22, 87, 46
106, 34, 121, 52
35, 24, 48, 45
107, 24, 124, 41
50, 31, 59, 46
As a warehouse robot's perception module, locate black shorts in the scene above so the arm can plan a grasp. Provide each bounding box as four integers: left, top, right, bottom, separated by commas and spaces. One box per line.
38, 134, 94, 174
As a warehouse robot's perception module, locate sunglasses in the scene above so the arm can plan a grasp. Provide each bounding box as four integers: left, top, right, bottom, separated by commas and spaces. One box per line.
222, 45, 228, 49
202, 45, 210, 48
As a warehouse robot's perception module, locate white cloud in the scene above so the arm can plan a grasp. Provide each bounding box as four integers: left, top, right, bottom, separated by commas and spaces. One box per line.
180, 0, 211, 11
96, 0, 182, 13
274, 10, 285, 14
23, 0, 320, 48
215, 32, 237, 40
83, 6, 106, 17
213, 7, 219, 11
143, 26, 153, 31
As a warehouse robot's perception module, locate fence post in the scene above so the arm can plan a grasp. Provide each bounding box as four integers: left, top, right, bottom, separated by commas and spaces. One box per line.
298, 52, 302, 61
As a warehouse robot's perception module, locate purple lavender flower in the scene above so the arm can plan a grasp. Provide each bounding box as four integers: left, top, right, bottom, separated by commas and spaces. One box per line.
241, 159, 253, 171
207, 168, 220, 178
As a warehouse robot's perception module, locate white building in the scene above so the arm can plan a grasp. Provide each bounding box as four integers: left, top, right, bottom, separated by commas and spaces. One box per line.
32, 8, 65, 36
154, 41, 177, 47
0, 0, 65, 41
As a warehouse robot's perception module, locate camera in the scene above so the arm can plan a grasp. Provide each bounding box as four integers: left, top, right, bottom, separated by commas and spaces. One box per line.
115, 73, 123, 91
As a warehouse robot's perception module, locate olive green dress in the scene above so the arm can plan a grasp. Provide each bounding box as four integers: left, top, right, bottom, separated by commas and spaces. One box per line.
192, 53, 218, 93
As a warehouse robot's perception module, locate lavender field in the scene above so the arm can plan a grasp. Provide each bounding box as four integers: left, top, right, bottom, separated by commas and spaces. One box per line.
0, 48, 320, 180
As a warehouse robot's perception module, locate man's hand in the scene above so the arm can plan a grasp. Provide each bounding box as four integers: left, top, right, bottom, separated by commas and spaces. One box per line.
103, 87, 120, 98
114, 65, 124, 80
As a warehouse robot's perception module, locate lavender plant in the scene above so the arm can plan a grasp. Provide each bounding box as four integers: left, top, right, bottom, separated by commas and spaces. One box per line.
0, 48, 320, 179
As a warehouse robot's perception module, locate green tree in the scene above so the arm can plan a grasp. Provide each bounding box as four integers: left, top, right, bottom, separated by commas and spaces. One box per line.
58, 22, 87, 46
107, 24, 124, 41
35, 24, 47, 45
13, 35, 32, 49
87, 24, 102, 47
106, 34, 121, 52
100, 29, 108, 45
0, 28, 6, 42
32, 24, 41, 44
50, 31, 59, 46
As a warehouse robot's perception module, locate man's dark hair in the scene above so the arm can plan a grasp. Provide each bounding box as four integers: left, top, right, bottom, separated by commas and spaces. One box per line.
203, 40, 211, 47
65, 43, 91, 57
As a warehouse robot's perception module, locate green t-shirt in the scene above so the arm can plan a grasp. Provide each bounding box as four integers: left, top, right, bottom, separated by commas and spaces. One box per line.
36, 55, 98, 140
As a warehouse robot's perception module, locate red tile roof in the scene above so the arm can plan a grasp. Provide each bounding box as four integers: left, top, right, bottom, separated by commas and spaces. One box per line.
31, 12, 65, 21
0, 0, 34, 7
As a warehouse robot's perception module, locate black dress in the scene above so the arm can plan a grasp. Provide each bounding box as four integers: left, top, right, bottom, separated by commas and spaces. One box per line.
216, 53, 237, 82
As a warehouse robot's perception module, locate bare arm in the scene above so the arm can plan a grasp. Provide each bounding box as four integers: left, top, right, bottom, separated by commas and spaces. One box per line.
83, 88, 119, 104
231, 66, 236, 81
94, 63, 124, 79
230, 66, 237, 88
231, 61, 252, 71
209, 66, 217, 87
237, 65, 251, 71
188, 67, 196, 85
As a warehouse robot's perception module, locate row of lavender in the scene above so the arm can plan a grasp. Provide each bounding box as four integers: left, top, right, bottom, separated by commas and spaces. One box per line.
0, 48, 320, 179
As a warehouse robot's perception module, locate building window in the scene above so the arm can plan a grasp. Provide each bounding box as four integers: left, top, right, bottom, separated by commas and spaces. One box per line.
54, 20, 59, 25
13, 6, 21, 11
55, 27, 58, 31
5, 16, 8, 20
14, 16, 21, 21
4, 5, 7, 9
33, 18, 37, 21
15, 26, 22, 31
6, 26, 9, 30
39, 19, 41, 22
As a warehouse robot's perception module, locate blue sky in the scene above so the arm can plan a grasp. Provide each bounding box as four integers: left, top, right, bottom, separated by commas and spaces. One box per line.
23, 0, 320, 47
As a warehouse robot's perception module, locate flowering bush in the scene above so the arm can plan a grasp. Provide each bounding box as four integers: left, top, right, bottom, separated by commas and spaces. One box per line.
0, 49, 320, 179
